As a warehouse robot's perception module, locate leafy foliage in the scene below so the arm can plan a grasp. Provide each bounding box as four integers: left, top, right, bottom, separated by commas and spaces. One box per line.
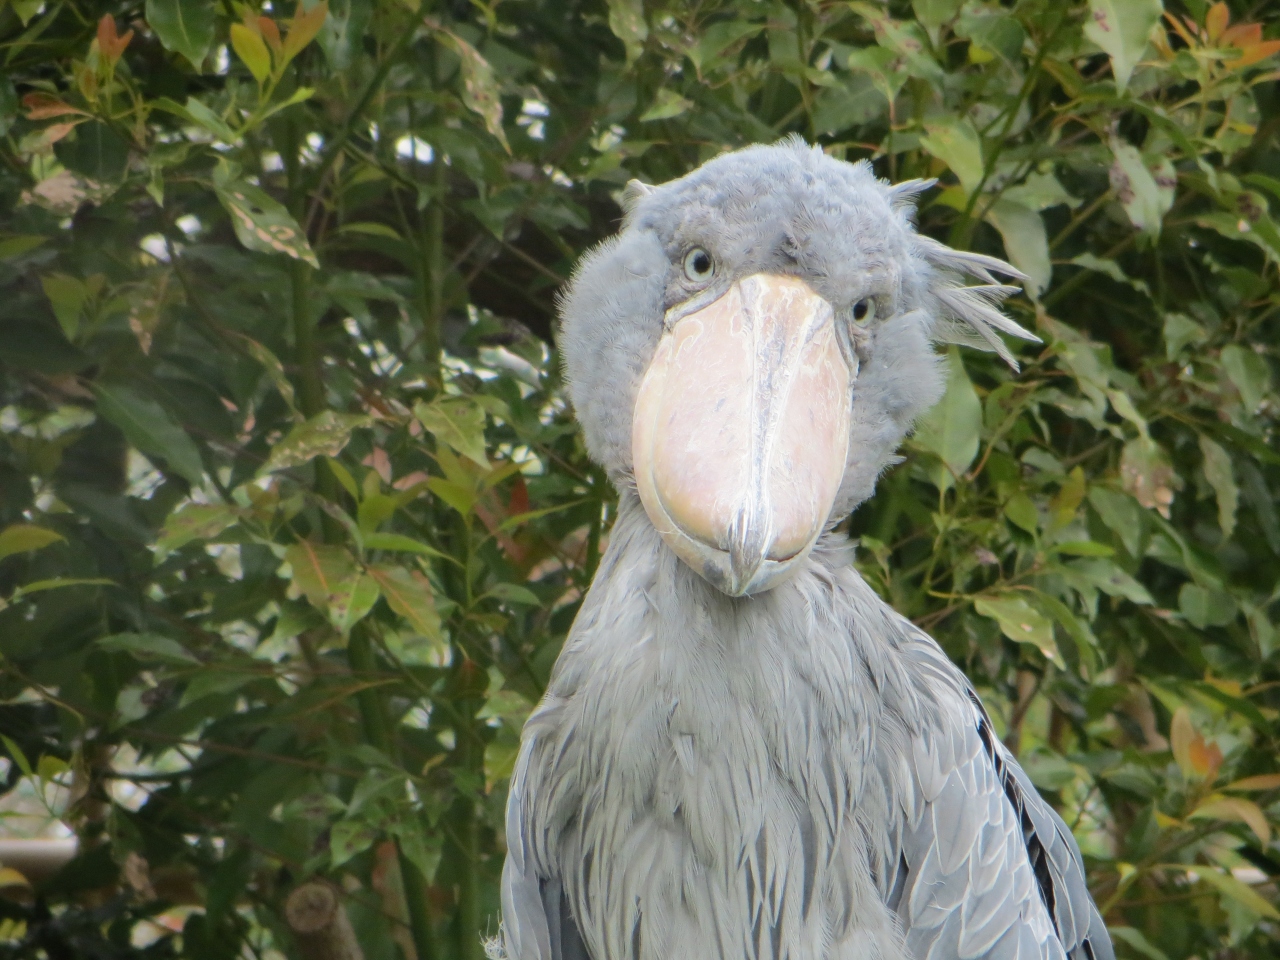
0, 1, 1278, 958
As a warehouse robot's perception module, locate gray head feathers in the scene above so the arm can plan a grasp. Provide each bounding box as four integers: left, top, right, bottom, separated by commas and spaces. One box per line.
559, 138, 1037, 507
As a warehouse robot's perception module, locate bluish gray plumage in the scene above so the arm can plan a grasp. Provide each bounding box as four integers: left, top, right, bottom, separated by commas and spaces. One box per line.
498, 139, 1113, 960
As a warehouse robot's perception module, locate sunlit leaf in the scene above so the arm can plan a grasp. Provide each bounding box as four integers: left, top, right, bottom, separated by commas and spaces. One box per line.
604, 0, 648, 63
1084, 0, 1162, 91
432, 27, 509, 152
1110, 140, 1175, 236
157, 502, 241, 553
415, 397, 489, 469
1190, 794, 1272, 844
984, 198, 1050, 297
260, 410, 371, 474
213, 165, 319, 266
913, 348, 981, 488
920, 117, 983, 197
1191, 866, 1280, 920
639, 89, 693, 122
0, 523, 64, 561
230, 23, 271, 84
974, 593, 1063, 666
1220, 343, 1271, 413
368, 563, 441, 642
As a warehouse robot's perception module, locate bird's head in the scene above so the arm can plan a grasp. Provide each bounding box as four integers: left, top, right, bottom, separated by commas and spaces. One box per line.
559, 138, 1035, 597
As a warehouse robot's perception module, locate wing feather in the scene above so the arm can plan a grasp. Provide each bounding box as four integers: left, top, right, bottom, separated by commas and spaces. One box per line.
501, 745, 591, 960
895, 631, 1113, 960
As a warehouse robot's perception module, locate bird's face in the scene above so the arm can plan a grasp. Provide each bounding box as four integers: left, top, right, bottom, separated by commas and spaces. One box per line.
559, 140, 1030, 596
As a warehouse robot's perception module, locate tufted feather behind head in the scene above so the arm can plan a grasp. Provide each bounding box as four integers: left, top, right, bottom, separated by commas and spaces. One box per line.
912, 234, 1039, 368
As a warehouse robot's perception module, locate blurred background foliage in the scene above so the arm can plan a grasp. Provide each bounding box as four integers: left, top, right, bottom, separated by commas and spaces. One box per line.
0, 0, 1278, 957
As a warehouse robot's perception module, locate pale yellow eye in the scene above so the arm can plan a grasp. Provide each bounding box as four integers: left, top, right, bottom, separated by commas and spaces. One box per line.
683, 247, 714, 281
852, 298, 875, 323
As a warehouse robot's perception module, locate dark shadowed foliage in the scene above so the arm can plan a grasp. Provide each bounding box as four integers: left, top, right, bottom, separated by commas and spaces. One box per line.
0, 1, 1277, 958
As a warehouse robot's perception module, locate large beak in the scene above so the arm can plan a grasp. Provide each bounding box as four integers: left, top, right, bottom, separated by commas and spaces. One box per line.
632, 274, 853, 596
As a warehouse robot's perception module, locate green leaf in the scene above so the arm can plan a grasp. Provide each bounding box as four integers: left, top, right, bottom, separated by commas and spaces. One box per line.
433, 28, 510, 152
639, 89, 694, 123
0, 523, 64, 561
415, 397, 490, 468
93, 383, 204, 486
1065, 558, 1155, 605
912, 0, 963, 33
689, 20, 762, 73
483, 583, 541, 607
974, 593, 1063, 666
1163, 313, 1206, 359
286, 541, 378, 634
1198, 435, 1238, 538
362, 532, 450, 560
605, 0, 648, 63
920, 117, 983, 197
913, 348, 981, 488
331, 572, 379, 635
1052, 540, 1114, 557
233, 333, 299, 417
368, 563, 441, 642
213, 165, 319, 266
1109, 927, 1172, 960
180, 666, 260, 707
984, 199, 1050, 297
146, 0, 215, 67
1084, 0, 1162, 92
1179, 583, 1238, 628
41, 273, 88, 340
1, 736, 33, 776
1088, 486, 1144, 556
10, 577, 114, 600
329, 817, 379, 869
229, 23, 272, 84
55, 121, 130, 183
98, 632, 200, 665
1110, 140, 1175, 236
151, 97, 239, 143
157, 502, 241, 553
426, 477, 476, 517
0, 234, 46, 260
957, 12, 1026, 63
286, 540, 357, 611
1220, 343, 1270, 414
1004, 492, 1039, 534
260, 411, 371, 474
1192, 866, 1280, 921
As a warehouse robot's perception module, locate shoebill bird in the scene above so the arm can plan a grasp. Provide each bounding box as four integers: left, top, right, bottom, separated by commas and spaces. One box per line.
498, 139, 1114, 960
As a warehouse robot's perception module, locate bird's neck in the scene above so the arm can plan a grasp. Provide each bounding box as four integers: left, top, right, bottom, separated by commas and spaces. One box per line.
550, 490, 919, 718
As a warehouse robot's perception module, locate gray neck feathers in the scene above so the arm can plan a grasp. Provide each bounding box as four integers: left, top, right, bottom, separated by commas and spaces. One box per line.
521, 495, 941, 960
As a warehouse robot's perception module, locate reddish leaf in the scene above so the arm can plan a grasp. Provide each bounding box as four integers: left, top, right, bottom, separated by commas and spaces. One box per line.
97, 15, 134, 64
259, 16, 283, 53
23, 93, 88, 120
283, 1, 328, 63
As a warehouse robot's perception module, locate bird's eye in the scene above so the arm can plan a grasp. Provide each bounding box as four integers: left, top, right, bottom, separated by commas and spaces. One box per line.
852, 298, 875, 324
683, 247, 714, 282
